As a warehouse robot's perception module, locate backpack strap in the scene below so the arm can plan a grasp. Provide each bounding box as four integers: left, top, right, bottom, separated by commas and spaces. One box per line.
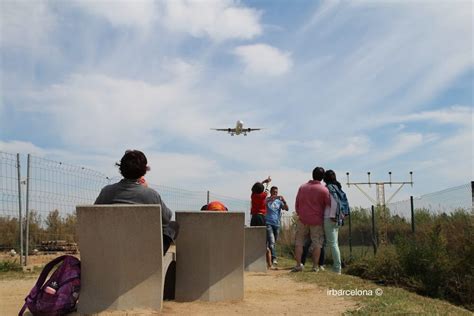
18, 255, 70, 316
33, 255, 70, 289
18, 304, 28, 316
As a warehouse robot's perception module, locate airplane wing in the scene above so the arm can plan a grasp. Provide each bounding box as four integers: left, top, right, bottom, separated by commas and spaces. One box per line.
245, 128, 261, 132
211, 128, 236, 132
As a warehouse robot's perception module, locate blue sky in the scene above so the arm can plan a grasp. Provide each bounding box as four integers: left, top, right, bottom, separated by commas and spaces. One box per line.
1, 0, 472, 208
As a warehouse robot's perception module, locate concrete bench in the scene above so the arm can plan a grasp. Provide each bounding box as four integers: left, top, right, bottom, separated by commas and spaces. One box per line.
174, 211, 245, 302
244, 226, 267, 272
76, 205, 175, 314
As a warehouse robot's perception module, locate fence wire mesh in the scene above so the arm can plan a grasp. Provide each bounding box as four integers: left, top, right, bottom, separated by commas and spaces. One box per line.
209, 192, 251, 224
26, 155, 112, 247
0, 152, 252, 253
1, 151, 472, 264
151, 184, 208, 213
0, 152, 21, 251
388, 183, 472, 219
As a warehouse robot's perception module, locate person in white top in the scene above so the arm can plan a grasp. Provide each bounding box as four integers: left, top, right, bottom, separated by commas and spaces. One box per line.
323, 170, 343, 274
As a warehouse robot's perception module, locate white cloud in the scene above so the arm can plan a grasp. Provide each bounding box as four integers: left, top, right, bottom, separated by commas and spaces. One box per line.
375, 133, 436, 162
289, 135, 371, 163
333, 136, 371, 159
291, 1, 472, 130
364, 106, 472, 131
17, 69, 229, 152
0, 1, 55, 49
391, 106, 472, 126
234, 44, 292, 76
0, 140, 46, 155
72, 0, 157, 29
145, 152, 219, 186
299, 0, 341, 33
160, 0, 262, 41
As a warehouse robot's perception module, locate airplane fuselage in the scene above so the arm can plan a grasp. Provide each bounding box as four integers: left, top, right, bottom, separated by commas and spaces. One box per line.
212, 120, 259, 136
235, 120, 244, 135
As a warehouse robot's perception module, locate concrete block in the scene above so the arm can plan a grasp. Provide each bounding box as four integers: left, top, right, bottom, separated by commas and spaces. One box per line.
76, 205, 171, 313
175, 211, 245, 302
244, 227, 267, 272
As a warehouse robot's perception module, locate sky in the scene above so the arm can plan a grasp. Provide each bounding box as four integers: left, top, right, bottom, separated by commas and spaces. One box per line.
1, 0, 473, 210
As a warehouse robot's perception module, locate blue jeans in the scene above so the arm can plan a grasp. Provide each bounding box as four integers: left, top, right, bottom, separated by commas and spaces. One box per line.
324, 218, 341, 272
266, 224, 280, 260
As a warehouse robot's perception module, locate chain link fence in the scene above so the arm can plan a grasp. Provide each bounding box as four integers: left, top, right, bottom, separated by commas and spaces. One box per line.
0, 152, 22, 255
388, 183, 473, 219
278, 182, 473, 263
0, 151, 251, 265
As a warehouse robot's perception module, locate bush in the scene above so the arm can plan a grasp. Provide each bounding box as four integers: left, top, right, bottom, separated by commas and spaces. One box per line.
346, 246, 404, 285
0, 259, 22, 272
347, 210, 474, 311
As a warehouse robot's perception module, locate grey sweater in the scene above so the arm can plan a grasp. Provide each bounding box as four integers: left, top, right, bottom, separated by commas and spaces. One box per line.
94, 179, 175, 239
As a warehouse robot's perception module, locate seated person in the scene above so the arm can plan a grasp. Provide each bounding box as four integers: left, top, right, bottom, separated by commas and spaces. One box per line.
200, 200, 228, 211
95, 150, 179, 255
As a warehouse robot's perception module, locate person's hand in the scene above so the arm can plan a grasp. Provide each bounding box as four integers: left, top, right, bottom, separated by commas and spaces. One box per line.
138, 176, 148, 187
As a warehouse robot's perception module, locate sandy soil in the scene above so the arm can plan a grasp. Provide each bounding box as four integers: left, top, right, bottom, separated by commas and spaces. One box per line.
0, 268, 357, 316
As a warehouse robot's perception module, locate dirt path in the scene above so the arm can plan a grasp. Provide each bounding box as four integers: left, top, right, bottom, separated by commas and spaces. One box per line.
0, 269, 356, 315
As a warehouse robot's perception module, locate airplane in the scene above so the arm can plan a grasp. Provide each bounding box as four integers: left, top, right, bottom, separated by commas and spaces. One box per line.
211, 120, 261, 136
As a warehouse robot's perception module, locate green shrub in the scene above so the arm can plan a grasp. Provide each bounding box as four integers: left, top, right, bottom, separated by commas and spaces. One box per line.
346, 246, 404, 284
0, 259, 22, 272
347, 210, 474, 311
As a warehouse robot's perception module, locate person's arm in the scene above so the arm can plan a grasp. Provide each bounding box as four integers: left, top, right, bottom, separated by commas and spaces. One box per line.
295, 188, 301, 215
324, 187, 331, 209
158, 197, 172, 225
329, 194, 337, 221
279, 196, 289, 211
149, 189, 172, 225
94, 188, 107, 204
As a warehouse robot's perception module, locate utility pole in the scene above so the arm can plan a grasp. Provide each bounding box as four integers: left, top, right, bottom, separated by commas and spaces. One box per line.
346, 171, 413, 245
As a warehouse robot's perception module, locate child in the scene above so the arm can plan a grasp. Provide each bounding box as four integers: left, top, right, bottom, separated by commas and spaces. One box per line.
250, 176, 272, 267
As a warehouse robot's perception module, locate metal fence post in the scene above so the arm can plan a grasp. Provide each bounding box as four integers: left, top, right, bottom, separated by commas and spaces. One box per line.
410, 196, 415, 233
25, 154, 31, 266
471, 181, 473, 213
371, 205, 377, 255
348, 209, 353, 261
16, 154, 24, 266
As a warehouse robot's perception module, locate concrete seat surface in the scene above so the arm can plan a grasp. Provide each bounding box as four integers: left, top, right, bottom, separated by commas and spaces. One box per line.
175, 211, 245, 302
77, 205, 172, 314
244, 226, 267, 272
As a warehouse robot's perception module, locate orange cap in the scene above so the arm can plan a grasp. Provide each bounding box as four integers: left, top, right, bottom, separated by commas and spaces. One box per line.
206, 201, 228, 211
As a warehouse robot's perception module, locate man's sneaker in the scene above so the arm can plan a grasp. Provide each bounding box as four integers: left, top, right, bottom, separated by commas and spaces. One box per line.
272, 258, 278, 265
319, 265, 325, 271
291, 265, 303, 272
311, 266, 320, 272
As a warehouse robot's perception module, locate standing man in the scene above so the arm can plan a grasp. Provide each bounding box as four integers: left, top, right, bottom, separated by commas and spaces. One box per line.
292, 167, 330, 272
265, 186, 289, 266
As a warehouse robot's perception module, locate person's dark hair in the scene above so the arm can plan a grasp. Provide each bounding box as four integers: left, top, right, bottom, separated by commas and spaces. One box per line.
312, 167, 325, 181
116, 150, 150, 180
252, 182, 265, 194
270, 186, 278, 191
324, 169, 341, 189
